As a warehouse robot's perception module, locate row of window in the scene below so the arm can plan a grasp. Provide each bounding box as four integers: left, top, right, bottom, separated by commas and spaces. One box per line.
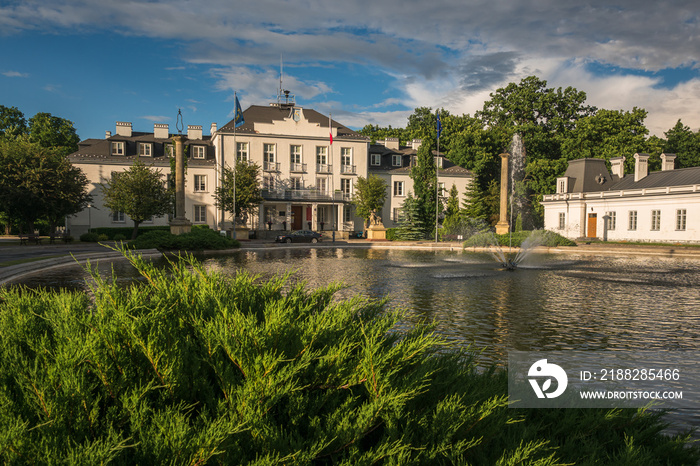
236, 143, 354, 166
111, 142, 208, 159
557, 209, 689, 231
392, 181, 445, 197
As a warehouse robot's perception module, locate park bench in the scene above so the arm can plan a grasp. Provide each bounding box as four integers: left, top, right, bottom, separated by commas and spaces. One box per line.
18, 234, 42, 245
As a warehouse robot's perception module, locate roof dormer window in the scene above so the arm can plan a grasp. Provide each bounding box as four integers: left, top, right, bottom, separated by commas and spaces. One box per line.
192, 145, 206, 159
111, 141, 124, 156
139, 143, 152, 157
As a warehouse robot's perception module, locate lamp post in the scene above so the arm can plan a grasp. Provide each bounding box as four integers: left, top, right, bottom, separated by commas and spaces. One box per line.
169, 110, 192, 235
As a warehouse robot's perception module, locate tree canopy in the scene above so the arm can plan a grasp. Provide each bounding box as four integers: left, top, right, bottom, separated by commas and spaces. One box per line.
0, 137, 91, 236
214, 161, 263, 225
101, 161, 172, 239
352, 175, 387, 227
359, 75, 696, 229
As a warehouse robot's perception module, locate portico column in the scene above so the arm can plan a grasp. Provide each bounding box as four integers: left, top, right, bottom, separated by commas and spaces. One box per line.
312, 203, 318, 231
285, 202, 292, 230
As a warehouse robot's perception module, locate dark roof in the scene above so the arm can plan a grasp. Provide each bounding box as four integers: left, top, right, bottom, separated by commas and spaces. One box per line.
219, 105, 366, 140
562, 158, 614, 193
562, 157, 700, 193
368, 143, 472, 177
609, 166, 700, 190
69, 131, 214, 165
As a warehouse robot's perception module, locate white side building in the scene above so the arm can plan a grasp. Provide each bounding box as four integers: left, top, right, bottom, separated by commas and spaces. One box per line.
542, 154, 700, 243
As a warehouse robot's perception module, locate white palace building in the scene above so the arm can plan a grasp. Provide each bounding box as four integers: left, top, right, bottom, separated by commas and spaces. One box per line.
542, 153, 700, 243
66, 95, 472, 238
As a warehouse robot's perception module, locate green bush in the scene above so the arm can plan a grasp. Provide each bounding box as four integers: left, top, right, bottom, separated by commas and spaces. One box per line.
129, 227, 239, 250
88, 226, 170, 239
386, 227, 398, 241
0, 249, 696, 464
464, 230, 576, 248
79, 232, 99, 242
113, 233, 127, 241
97, 234, 109, 241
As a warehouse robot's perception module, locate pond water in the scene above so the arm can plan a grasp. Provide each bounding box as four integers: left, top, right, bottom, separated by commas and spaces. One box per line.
11, 247, 700, 435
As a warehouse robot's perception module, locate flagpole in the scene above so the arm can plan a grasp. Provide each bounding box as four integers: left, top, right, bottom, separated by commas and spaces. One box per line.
434, 109, 440, 243
329, 112, 335, 243
233, 91, 237, 241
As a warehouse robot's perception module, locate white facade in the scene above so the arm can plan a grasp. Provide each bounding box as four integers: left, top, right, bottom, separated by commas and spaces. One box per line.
543, 155, 700, 243
67, 103, 475, 238
212, 105, 369, 237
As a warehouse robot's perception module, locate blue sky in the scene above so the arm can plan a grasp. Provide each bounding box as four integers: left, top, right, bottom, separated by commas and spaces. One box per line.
1, 0, 698, 140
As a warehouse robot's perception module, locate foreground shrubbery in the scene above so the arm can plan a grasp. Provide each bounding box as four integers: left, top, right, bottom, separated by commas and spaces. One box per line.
128, 227, 239, 250
0, 250, 697, 464
464, 229, 577, 248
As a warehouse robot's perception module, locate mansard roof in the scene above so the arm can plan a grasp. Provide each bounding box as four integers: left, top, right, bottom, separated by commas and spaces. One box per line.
561, 157, 700, 193
608, 166, 700, 190
219, 105, 366, 140
68, 131, 214, 166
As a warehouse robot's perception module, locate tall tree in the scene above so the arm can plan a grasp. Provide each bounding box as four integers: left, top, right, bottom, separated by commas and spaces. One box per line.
664, 120, 700, 168
395, 193, 425, 240
410, 142, 437, 237
0, 105, 27, 139
0, 137, 91, 235
28, 112, 80, 155
352, 175, 387, 228
561, 107, 649, 172
214, 161, 263, 226
101, 161, 172, 239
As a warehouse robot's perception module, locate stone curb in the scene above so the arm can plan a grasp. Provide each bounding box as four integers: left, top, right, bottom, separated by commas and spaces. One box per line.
0, 249, 162, 286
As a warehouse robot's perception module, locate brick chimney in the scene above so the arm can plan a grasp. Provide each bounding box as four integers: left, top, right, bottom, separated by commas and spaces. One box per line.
383, 137, 399, 150
661, 153, 676, 171
610, 157, 625, 178
210, 122, 217, 135
115, 121, 132, 137
187, 125, 203, 140
105, 131, 112, 138
633, 153, 649, 182
153, 124, 169, 139
411, 139, 422, 150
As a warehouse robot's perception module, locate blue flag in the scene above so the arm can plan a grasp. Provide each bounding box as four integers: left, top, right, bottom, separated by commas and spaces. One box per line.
234, 96, 245, 128
436, 111, 442, 138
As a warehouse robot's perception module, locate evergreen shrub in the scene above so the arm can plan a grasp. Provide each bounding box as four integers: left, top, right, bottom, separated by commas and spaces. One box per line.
385, 228, 398, 241
79, 232, 99, 242
88, 226, 170, 239
464, 230, 576, 248
129, 227, 239, 250
0, 249, 696, 464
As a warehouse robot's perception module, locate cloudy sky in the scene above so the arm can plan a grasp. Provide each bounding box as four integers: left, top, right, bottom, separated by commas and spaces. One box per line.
1, 0, 698, 140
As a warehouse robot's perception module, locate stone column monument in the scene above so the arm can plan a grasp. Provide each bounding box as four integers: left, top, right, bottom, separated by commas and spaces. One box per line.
495, 152, 510, 235
169, 134, 192, 235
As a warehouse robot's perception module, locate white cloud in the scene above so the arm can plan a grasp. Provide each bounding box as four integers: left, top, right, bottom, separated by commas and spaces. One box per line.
3, 0, 699, 135
140, 115, 171, 122
2, 70, 28, 78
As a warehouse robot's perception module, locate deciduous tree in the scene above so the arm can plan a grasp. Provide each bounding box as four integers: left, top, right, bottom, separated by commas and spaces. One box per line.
101, 161, 172, 239
0, 105, 27, 139
214, 161, 263, 226
28, 112, 80, 155
352, 175, 387, 228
